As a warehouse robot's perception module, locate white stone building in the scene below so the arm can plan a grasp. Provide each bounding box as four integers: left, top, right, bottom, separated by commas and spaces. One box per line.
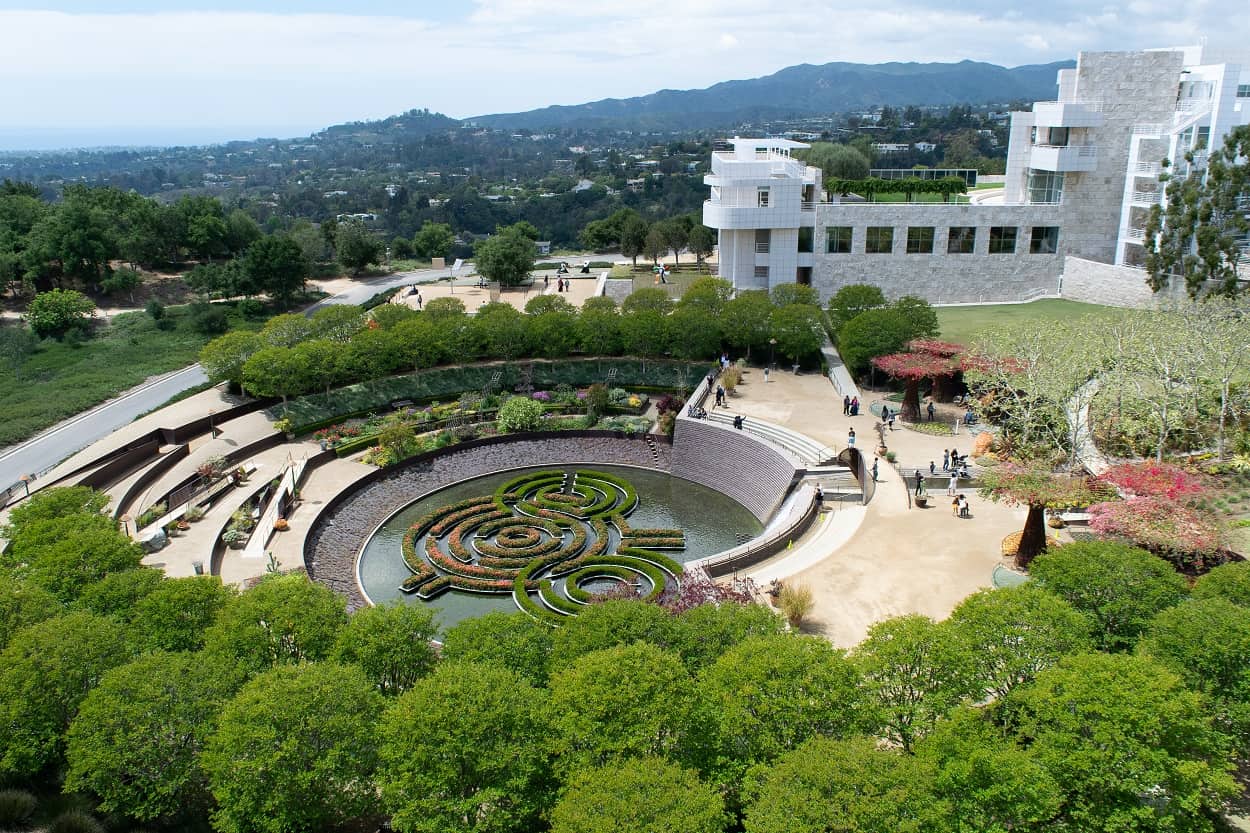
704, 45, 1250, 306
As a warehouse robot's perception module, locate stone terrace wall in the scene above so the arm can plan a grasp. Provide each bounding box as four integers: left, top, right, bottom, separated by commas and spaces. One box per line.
305, 435, 670, 609
1060, 256, 1159, 308
671, 415, 800, 522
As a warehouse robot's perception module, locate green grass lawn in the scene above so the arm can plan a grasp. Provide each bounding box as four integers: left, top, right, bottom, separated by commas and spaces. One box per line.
0, 303, 272, 448
936, 299, 1128, 348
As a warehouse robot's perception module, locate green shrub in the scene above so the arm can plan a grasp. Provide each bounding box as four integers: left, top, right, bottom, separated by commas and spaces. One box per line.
135, 502, 167, 528
238, 298, 266, 318
46, 811, 105, 833
190, 302, 229, 335
497, 396, 546, 433
27, 288, 95, 339
0, 789, 37, 829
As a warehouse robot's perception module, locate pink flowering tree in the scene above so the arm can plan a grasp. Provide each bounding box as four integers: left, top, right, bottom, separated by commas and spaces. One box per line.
1098, 461, 1209, 500
871, 350, 957, 422
979, 464, 1115, 569
1088, 498, 1224, 569
907, 339, 966, 401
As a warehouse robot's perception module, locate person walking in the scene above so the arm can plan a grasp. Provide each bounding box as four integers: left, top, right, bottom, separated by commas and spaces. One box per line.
763, 366, 770, 383
815, 484, 824, 504
544, 274, 549, 288
888, 412, 896, 431
733, 415, 744, 430
958, 494, 970, 518
947, 471, 958, 496
929, 460, 936, 475
871, 456, 879, 482
843, 395, 851, 415
942, 449, 950, 471
415, 290, 423, 310
715, 385, 725, 407
850, 396, 859, 416
914, 469, 924, 496
848, 428, 856, 448
927, 401, 936, 422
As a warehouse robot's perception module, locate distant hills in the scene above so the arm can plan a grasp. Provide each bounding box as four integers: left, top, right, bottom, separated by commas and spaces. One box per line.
470, 59, 1073, 130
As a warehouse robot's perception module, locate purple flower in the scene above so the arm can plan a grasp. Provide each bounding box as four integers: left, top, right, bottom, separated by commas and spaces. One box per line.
532, 391, 551, 402
576, 390, 588, 401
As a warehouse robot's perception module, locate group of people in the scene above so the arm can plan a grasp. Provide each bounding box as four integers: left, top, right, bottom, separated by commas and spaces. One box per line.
881, 406, 896, 431
543, 274, 572, 293
841, 395, 860, 416
942, 448, 970, 475
951, 493, 972, 518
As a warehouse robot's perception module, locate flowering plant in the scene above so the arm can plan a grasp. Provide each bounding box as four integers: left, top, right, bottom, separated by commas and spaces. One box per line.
532, 391, 552, 402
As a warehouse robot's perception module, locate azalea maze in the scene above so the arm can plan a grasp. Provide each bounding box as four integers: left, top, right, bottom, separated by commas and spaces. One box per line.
399, 469, 685, 623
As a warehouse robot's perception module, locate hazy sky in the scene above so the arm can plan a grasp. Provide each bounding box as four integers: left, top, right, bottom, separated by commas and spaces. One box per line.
1, 1, 1247, 146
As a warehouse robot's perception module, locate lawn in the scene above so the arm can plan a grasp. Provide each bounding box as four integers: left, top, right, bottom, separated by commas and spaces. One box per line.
0, 302, 278, 448
936, 299, 1128, 348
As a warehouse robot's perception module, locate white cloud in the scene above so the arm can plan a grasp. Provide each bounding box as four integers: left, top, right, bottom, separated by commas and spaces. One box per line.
0, 3, 1245, 133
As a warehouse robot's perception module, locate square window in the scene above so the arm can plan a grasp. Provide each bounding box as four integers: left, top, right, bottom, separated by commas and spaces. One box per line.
826, 226, 852, 253
906, 227, 935, 254
865, 226, 894, 254
1030, 226, 1059, 254
947, 226, 976, 254
989, 226, 1017, 254
753, 266, 769, 279
757, 187, 770, 207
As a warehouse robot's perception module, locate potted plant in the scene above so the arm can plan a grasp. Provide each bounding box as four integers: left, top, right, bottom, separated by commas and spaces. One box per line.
184, 505, 206, 523
273, 518, 290, 532
914, 488, 929, 508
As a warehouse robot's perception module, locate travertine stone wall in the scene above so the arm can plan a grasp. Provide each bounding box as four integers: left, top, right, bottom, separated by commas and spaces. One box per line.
1059, 256, 1159, 308
671, 415, 799, 522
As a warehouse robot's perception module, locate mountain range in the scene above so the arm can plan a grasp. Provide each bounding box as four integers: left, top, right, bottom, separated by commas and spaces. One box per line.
470, 59, 1073, 130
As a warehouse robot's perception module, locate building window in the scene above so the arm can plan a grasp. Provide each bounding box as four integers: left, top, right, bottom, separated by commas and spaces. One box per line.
989, 226, 1018, 254
753, 266, 769, 279
906, 227, 935, 254
1238, 84, 1250, 98
947, 226, 976, 254
1030, 226, 1060, 254
755, 229, 770, 253
797, 227, 814, 253
1044, 126, 1069, 147
757, 187, 770, 207
796, 267, 812, 285
865, 226, 894, 254
826, 226, 852, 253
1026, 169, 1064, 204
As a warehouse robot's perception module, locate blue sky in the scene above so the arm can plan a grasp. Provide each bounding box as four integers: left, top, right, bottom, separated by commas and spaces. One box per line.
1, 2, 1247, 149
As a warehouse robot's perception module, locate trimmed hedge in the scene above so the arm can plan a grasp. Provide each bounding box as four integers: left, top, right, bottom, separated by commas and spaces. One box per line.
275, 358, 706, 433
564, 564, 636, 603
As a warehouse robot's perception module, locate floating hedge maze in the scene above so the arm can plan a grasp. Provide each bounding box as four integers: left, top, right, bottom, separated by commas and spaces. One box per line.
398, 469, 684, 623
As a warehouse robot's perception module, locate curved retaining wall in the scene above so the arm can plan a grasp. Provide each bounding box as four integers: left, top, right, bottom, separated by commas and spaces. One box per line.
671, 378, 801, 522
304, 432, 671, 609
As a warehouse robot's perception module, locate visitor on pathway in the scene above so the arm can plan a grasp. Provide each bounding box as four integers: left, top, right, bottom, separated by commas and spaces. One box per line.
763, 367, 770, 383
720, 352, 730, 369
733, 415, 744, 430
964, 408, 977, 424
871, 456, 879, 481
848, 428, 856, 447
927, 401, 936, 421
850, 397, 859, 416
929, 461, 936, 475
843, 395, 851, 415
889, 412, 896, 431
947, 471, 958, 496
951, 496, 961, 517
942, 449, 950, 471
544, 274, 549, 288
881, 406, 890, 427
958, 494, 970, 518
815, 484, 824, 504
715, 385, 725, 407
914, 469, 924, 496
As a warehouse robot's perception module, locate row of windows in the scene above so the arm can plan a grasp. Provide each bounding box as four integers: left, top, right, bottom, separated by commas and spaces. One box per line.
825, 225, 1059, 255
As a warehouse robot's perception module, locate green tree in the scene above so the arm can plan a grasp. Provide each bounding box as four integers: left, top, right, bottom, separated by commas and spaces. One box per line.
916, 708, 1062, 833
100, 266, 141, 303
1192, 561, 1250, 607
769, 282, 820, 308
851, 614, 972, 753
199, 331, 260, 387
335, 221, 383, 275
0, 611, 131, 777
259, 312, 314, 347
309, 304, 367, 342
1138, 597, 1250, 749
393, 316, 449, 371
475, 226, 535, 287
202, 573, 348, 676
0, 324, 39, 380
472, 301, 530, 358
576, 296, 623, 356
413, 222, 455, 260
550, 598, 674, 670
378, 662, 551, 833
666, 305, 722, 361
643, 226, 668, 264
721, 290, 773, 360
743, 736, 946, 833
0, 573, 61, 650
549, 642, 694, 774
439, 611, 553, 686
25, 288, 95, 339
619, 310, 670, 357
287, 219, 326, 266
827, 284, 887, 341
1145, 125, 1250, 297
64, 651, 242, 822
697, 634, 863, 793
527, 310, 578, 357
799, 142, 871, 186
622, 287, 674, 315
678, 276, 733, 315
620, 215, 649, 266
1006, 652, 1237, 832
946, 585, 1091, 699
769, 304, 824, 366
892, 295, 939, 340
667, 602, 783, 670
243, 235, 308, 310
333, 601, 438, 696
687, 224, 716, 265
837, 307, 917, 374
204, 663, 384, 833
129, 575, 235, 653
496, 395, 546, 432
224, 210, 262, 255
5, 514, 144, 603
1029, 541, 1188, 651
5, 484, 109, 527
241, 346, 310, 406
73, 568, 164, 620
661, 216, 690, 264
524, 294, 576, 316
551, 757, 725, 833
292, 339, 344, 395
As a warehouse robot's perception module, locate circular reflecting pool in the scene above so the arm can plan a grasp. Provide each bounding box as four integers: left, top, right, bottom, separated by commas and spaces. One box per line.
357, 464, 762, 629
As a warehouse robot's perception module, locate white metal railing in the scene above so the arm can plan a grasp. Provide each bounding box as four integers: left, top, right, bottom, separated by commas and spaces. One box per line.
1131, 190, 1160, 204
801, 201, 817, 211
705, 198, 774, 209
1134, 161, 1161, 175
1125, 228, 1147, 241
1133, 123, 1166, 135
1032, 99, 1105, 112
754, 243, 770, 253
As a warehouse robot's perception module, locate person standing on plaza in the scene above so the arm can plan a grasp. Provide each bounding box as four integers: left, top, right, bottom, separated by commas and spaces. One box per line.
872, 456, 879, 482
929, 460, 936, 475
942, 449, 950, 471
848, 428, 856, 448
927, 401, 936, 422
843, 395, 851, 415
850, 396, 859, 416
914, 469, 924, 496
947, 470, 958, 496
888, 412, 896, 431
715, 385, 725, 407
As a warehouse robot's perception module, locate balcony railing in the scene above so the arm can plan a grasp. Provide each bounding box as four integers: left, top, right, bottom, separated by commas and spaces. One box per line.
755, 242, 770, 253
1131, 190, 1161, 204
1133, 161, 1161, 175
801, 201, 817, 211
1125, 228, 1147, 241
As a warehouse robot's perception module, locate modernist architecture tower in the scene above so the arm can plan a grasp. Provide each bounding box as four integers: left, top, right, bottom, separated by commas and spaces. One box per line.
704, 45, 1250, 306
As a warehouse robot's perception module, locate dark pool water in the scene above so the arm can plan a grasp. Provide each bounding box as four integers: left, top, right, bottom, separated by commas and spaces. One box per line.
357, 464, 761, 629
